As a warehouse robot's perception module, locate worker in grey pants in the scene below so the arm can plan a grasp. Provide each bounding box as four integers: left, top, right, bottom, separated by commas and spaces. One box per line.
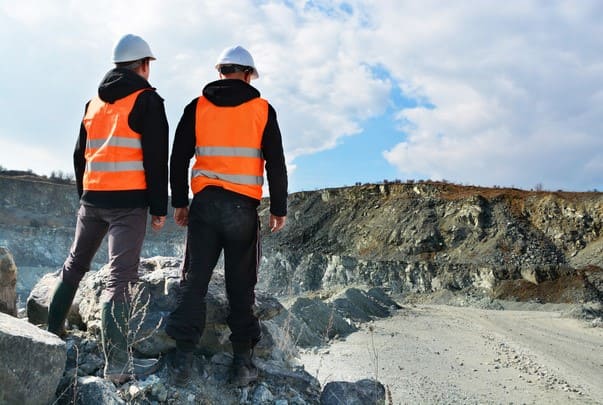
46, 33, 169, 384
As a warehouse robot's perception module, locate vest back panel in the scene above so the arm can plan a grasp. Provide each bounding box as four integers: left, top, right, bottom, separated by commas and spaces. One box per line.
191, 96, 268, 200
82, 89, 147, 191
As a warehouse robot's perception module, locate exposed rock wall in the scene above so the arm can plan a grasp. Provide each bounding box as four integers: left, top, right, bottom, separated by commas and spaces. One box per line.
257, 182, 603, 302
2, 174, 602, 304
0, 175, 186, 301
0, 174, 186, 268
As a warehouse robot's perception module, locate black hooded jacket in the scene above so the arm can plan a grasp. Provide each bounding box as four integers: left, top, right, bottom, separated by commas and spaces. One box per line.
74, 68, 169, 216
170, 79, 287, 216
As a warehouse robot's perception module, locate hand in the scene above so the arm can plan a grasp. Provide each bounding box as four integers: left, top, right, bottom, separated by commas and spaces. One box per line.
269, 214, 286, 233
174, 207, 189, 227
151, 215, 166, 231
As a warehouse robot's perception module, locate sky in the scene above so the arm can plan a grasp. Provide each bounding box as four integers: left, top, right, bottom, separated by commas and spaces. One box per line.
1, 0, 602, 193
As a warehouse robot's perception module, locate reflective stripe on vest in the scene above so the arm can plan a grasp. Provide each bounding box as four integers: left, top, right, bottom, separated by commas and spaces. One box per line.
86, 161, 145, 172
195, 146, 263, 159
82, 89, 148, 191
190, 96, 268, 200
191, 169, 264, 185
87, 136, 142, 149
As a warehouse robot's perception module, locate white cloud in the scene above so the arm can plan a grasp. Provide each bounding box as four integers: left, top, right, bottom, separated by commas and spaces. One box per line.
365, 0, 603, 190
0, 1, 601, 191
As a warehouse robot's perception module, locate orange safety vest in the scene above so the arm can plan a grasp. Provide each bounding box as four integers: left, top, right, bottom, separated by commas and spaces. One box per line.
82, 89, 147, 191
191, 97, 268, 200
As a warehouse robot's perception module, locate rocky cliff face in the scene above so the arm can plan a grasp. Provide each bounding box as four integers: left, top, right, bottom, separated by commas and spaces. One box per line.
1, 174, 602, 304
257, 182, 603, 303
0, 174, 186, 265
0, 174, 186, 301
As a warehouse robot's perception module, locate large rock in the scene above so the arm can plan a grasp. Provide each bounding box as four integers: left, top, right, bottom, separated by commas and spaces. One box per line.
320, 379, 386, 405
26, 271, 83, 328
271, 287, 400, 349
329, 287, 393, 322
0, 312, 66, 405
288, 297, 356, 341
55, 376, 125, 405
0, 247, 17, 316
24, 257, 396, 404
28, 257, 291, 359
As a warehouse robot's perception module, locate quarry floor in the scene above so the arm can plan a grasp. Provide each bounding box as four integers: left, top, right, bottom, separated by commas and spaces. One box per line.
297, 304, 603, 404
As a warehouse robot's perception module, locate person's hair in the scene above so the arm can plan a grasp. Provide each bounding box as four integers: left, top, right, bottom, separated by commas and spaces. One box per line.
115, 57, 149, 71
219, 64, 253, 75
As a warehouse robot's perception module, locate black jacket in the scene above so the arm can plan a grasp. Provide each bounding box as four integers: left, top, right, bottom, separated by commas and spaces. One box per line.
170, 79, 288, 216
74, 68, 169, 216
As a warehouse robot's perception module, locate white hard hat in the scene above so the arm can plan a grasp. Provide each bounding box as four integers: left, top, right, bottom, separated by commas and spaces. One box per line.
215, 45, 259, 79
113, 34, 156, 63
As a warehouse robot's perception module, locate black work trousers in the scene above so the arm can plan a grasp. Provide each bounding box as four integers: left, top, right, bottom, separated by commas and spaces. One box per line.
166, 186, 261, 347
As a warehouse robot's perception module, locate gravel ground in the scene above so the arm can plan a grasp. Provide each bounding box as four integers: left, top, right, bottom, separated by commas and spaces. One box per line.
297, 304, 603, 404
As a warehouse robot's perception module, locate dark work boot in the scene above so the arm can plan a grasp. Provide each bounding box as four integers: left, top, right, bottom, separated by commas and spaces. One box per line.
47, 280, 78, 338
168, 347, 194, 387
101, 301, 160, 384
231, 341, 259, 387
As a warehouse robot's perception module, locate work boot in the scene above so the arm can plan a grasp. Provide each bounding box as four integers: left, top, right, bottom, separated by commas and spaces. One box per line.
101, 301, 160, 384
168, 348, 194, 387
231, 341, 259, 387
47, 280, 78, 338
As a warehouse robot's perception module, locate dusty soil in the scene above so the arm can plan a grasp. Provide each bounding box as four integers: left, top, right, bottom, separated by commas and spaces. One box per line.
297, 304, 603, 404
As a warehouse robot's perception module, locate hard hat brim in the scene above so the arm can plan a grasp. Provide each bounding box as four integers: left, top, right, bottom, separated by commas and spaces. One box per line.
113, 55, 156, 63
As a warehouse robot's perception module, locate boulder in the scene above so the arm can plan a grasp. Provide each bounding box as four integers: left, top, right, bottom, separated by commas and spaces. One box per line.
0, 312, 66, 405
55, 376, 125, 405
23, 257, 395, 404
0, 247, 17, 316
320, 379, 386, 405
329, 287, 392, 322
29, 257, 289, 359
26, 272, 56, 326
271, 308, 325, 348
26, 270, 84, 328
288, 296, 356, 341
366, 287, 403, 309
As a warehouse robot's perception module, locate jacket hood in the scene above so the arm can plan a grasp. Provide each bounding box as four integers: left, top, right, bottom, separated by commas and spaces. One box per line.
202, 79, 260, 107
97, 68, 152, 103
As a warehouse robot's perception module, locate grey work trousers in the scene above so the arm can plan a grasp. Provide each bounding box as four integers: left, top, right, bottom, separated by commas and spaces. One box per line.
61, 205, 148, 302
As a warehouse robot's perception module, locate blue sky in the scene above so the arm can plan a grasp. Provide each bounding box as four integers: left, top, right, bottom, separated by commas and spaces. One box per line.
1, 1, 602, 193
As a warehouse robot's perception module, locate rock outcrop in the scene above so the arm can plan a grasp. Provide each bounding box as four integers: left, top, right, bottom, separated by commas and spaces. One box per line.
320, 379, 386, 405
26, 257, 398, 404
9, 172, 603, 403
0, 312, 66, 405
4, 173, 603, 307
27, 257, 292, 359
258, 183, 603, 304
0, 247, 17, 316
0, 174, 186, 302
